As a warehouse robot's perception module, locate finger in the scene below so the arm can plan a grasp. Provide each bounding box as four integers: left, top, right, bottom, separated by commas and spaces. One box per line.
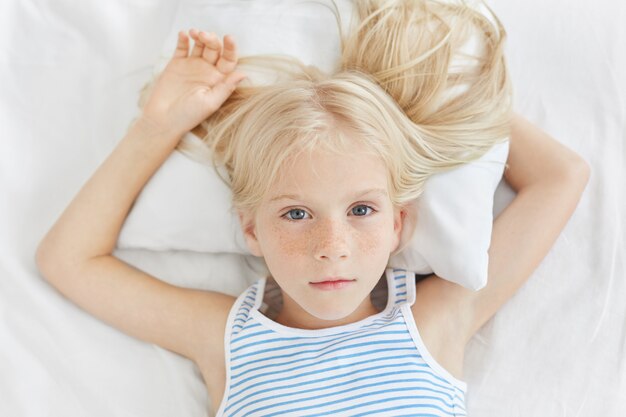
173, 31, 189, 58
216, 34, 239, 74
213, 71, 248, 98
200, 32, 221, 65
189, 29, 205, 57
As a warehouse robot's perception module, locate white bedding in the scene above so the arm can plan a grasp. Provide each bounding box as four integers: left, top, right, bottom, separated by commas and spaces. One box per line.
1, 0, 624, 416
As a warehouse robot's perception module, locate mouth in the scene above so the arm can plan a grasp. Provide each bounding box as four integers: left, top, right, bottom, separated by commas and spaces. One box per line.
309, 278, 356, 291
309, 277, 355, 284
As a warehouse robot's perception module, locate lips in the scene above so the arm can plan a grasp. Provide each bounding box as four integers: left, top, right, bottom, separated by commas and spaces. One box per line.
309, 279, 356, 290
310, 277, 355, 284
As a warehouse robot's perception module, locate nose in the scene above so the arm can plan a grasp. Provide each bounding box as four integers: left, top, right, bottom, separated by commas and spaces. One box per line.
313, 218, 351, 262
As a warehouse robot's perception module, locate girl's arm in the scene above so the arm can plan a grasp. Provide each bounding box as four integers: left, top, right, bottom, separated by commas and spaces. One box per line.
413, 113, 591, 353
461, 114, 590, 339
35, 29, 246, 364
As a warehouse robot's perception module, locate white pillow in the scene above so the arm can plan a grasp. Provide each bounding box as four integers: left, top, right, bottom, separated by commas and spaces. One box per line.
118, 132, 508, 290
119, 135, 249, 255
117, 0, 510, 290
388, 140, 509, 290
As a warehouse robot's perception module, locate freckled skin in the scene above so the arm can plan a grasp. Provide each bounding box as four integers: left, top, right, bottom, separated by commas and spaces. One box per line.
238, 138, 408, 330
274, 223, 304, 258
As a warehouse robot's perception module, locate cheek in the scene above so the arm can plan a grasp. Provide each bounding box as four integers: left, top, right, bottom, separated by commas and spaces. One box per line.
351, 217, 397, 256
266, 222, 309, 257
358, 229, 388, 256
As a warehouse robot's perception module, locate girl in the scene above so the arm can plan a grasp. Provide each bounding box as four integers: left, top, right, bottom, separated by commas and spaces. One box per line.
36, 1, 590, 415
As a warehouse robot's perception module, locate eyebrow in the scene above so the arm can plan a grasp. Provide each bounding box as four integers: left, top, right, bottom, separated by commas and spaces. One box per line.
269, 188, 389, 202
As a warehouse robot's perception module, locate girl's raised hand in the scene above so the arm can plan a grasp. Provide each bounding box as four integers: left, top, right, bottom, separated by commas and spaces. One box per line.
141, 29, 247, 138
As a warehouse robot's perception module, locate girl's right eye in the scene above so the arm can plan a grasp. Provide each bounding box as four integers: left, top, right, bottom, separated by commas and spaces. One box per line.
282, 208, 309, 222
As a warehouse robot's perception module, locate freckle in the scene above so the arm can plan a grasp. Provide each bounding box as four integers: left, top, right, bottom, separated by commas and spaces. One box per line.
274, 224, 305, 256
359, 232, 383, 255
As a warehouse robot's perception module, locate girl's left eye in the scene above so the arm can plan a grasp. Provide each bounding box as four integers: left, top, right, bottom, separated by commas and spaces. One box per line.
281, 205, 376, 222
351, 205, 374, 216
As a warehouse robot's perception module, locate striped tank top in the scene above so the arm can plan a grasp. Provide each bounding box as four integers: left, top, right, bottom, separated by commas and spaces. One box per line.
215, 267, 467, 417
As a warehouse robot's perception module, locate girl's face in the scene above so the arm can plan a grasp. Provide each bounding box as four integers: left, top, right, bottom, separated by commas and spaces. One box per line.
239, 139, 406, 329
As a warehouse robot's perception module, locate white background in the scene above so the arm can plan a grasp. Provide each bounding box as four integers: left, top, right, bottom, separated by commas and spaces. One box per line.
1, 0, 624, 415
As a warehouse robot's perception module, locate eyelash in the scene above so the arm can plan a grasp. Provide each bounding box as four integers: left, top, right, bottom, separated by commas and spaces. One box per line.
281, 204, 377, 222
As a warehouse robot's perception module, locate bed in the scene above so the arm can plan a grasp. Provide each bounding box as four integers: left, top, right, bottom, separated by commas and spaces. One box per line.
1, 0, 624, 416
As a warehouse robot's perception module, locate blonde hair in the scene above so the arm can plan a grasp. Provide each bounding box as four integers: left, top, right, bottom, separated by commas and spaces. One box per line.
138, 0, 512, 253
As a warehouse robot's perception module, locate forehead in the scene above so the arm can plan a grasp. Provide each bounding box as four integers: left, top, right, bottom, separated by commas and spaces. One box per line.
270, 144, 389, 200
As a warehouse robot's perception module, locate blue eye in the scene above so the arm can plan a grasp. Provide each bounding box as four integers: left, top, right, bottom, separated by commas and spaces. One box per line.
351, 205, 372, 216
281, 205, 375, 222
284, 208, 308, 221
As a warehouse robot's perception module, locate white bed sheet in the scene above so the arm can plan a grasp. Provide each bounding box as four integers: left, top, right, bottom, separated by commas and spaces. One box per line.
1, 0, 624, 416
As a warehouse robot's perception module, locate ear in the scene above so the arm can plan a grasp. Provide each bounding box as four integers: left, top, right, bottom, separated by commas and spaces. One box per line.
391, 203, 414, 256
392, 206, 405, 251
238, 209, 263, 257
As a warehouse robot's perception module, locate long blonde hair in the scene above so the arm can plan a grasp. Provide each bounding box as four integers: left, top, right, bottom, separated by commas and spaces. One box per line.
138, 0, 511, 252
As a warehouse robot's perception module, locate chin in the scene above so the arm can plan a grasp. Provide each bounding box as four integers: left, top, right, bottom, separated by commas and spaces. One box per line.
310, 307, 354, 322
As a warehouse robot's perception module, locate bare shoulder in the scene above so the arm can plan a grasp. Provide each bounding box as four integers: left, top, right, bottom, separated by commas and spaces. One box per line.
194, 291, 237, 362
410, 274, 469, 381
194, 291, 237, 413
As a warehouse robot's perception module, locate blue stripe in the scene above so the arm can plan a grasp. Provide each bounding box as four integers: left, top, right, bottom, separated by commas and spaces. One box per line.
232, 309, 402, 344
454, 390, 467, 412
226, 361, 419, 413
231, 329, 284, 344
231, 346, 418, 380
376, 412, 438, 417
348, 403, 453, 417
355, 309, 402, 328
231, 319, 403, 349
231, 327, 408, 355
232, 316, 253, 330
244, 385, 455, 417
351, 406, 448, 417
231, 347, 422, 387
232, 318, 256, 328
234, 311, 249, 320
374, 414, 441, 417
229, 362, 454, 407
232, 377, 456, 416
228, 359, 453, 405
230, 328, 404, 370
232, 334, 412, 361
230, 339, 415, 388
265, 394, 452, 417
